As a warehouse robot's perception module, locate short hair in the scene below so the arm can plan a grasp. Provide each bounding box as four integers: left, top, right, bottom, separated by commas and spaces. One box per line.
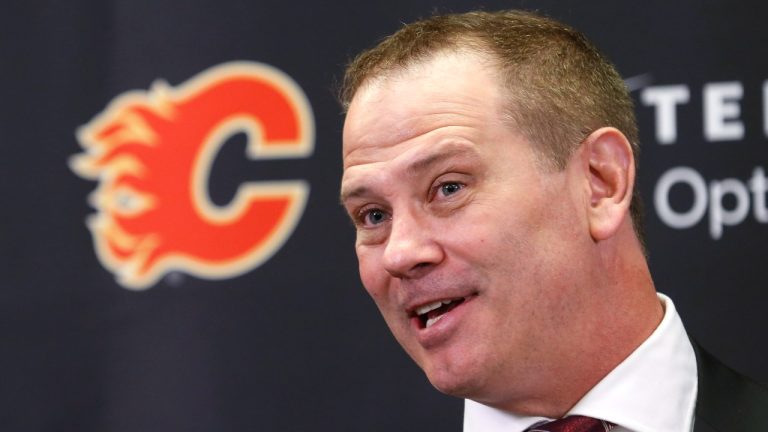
340, 10, 645, 245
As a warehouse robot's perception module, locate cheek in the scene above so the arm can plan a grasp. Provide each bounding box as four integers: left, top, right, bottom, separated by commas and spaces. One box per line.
356, 245, 388, 300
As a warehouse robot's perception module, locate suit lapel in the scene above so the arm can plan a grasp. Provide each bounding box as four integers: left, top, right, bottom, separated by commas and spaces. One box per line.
692, 341, 768, 431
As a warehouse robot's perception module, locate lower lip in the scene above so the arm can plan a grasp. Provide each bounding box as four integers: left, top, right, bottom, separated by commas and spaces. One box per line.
412, 295, 477, 349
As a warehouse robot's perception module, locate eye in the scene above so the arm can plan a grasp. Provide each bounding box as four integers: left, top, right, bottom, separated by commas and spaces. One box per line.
439, 182, 463, 197
359, 207, 390, 227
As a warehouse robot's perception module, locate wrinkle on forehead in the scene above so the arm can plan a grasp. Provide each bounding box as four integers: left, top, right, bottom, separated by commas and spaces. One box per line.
342, 51, 507, 168
343, 119, 486, 170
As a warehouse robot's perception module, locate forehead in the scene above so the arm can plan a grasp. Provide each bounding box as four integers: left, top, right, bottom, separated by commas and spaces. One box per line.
342, 51, 506, 169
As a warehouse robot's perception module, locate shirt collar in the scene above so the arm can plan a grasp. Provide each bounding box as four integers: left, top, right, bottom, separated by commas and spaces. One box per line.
464, 293, 698, 432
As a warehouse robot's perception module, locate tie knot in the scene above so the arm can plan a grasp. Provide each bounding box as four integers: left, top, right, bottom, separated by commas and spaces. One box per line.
525, 415, 616, 432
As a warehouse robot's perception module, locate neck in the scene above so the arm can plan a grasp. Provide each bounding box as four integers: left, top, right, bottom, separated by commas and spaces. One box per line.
484, 225, 664, 418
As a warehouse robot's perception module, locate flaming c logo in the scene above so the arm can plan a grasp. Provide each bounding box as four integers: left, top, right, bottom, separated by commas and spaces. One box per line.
70, 62, 314, 290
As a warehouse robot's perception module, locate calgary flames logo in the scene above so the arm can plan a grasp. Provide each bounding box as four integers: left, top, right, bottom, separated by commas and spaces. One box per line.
70, 62, 314, 289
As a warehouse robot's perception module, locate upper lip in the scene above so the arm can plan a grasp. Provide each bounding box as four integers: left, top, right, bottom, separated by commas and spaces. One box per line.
405, 293, 476, 317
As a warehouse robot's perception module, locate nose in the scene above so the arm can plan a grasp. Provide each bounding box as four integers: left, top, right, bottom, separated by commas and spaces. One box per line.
382, 207, 444, 279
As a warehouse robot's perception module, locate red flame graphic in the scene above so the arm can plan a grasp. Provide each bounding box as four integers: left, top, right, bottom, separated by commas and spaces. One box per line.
71, 62, 314, 289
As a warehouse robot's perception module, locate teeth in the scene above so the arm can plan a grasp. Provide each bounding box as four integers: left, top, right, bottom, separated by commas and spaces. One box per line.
425, 314, 445, 328
416, 300, 443, 316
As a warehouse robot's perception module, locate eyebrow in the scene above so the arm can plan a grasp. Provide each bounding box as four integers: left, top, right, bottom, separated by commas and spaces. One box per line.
340, 143, 480, 204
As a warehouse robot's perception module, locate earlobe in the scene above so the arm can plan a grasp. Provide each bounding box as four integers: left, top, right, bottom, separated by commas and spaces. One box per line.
584, 127, 635, 241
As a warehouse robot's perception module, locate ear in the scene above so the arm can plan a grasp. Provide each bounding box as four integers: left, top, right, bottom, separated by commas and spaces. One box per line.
582, 127, 635, 241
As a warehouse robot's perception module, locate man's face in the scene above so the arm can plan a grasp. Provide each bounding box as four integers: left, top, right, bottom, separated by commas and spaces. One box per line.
340, 52, 594, 407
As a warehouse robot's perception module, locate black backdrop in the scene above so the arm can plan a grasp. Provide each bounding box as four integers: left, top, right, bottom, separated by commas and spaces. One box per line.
2, 1, 767, 431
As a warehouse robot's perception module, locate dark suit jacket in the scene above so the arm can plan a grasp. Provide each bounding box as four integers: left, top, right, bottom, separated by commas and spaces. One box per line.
693, 342, 768, 432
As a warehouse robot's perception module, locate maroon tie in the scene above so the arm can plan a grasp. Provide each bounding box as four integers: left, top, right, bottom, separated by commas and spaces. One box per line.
525, 415, 616, 432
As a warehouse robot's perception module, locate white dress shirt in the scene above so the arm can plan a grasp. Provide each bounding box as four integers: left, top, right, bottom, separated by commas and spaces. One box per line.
464, 293, 698, 432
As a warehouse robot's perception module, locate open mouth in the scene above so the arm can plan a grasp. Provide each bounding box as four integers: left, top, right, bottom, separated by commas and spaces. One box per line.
414, 297, 467, 329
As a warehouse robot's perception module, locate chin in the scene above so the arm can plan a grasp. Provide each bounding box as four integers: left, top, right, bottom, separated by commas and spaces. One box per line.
423, 358, 484, 399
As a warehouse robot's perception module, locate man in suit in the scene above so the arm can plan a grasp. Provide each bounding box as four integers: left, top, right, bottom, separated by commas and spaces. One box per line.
338, 10, 768, 431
